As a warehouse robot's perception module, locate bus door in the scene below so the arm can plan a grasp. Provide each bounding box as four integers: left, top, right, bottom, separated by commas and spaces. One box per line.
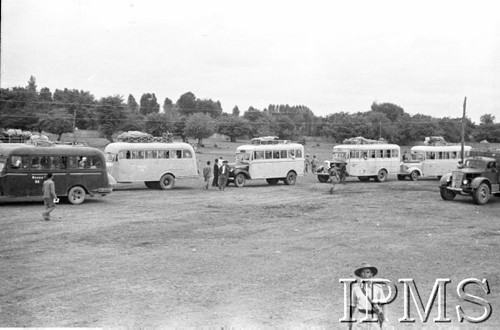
5, 155, 33, 197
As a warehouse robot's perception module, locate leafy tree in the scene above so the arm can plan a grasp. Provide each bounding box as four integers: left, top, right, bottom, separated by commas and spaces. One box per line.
243, 106, 267, 122
126, 94, 139, 113
139, 93, 160, 116
144, 113, 171, 136
184, 113, 215, 145
38, 108, 73, 141
163, 97, 174, 113
97, 96, 126, 141
216, 115, 250, 142
232, 105, 240, 117
0, 87, 39, 129
480, 114, 495, 125
53, 88, 97, 129
173, 115, 188, 142
177, 92, 197, 116
272, 115, 296, 139
371, 102, 405, 122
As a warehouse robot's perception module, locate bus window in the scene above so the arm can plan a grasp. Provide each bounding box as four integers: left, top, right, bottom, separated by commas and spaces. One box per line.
145, 150, 157, 159
296, 149, 303, 158
443, 152, 449, 159
132, 151, 144, 159
265, 151, 273, 159
385, 150, 391, 158
88, 156, 102, 169
273, 150, 280, 159
254, 151, 264, 159
392, 149, 399, 158
183, 150, 192, 158
10, 155, 29, 169
289, 150, 295, 158
350, 150, 356, 158
376, 150, 383, 158
50, 156, 65, 169
176, 150, 182, 159
158, 150, 169, 159
451, 151, 457, 159
40, 156, 50, 169
280, 150, 287, 159
78, 157, 88, 168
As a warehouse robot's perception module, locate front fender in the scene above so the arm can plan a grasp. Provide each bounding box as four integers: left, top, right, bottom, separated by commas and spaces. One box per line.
231, 169, 250, 179
440, 173, 452, 186
471, 177, 490, 190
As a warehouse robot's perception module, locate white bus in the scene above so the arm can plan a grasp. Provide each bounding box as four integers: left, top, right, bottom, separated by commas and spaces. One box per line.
398, 145, 472, 180
229, 141, 305, 187
317, 143, 401, 182
104, 142, 198, 189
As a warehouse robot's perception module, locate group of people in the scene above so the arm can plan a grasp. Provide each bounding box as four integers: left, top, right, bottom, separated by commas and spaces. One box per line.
304, 155, 318, 173
202, 157, 230, 191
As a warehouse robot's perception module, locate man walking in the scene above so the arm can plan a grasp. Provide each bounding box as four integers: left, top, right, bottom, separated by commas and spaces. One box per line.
42, 172, 57, 220
202, 161, 212, 189
305, 155, 311, 173
218, 160, 230, 191
311, 155, 318, 173
212, 158, 219, 187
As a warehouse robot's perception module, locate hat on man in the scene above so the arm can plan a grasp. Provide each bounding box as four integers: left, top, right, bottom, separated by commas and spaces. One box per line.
354, 263, 378, 277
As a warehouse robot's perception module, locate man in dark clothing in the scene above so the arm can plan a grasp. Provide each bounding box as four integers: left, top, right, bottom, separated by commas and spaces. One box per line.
212, 158, 219, 187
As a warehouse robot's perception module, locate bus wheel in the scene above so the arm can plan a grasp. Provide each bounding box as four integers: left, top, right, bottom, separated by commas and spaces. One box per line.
284, 171, 297, 185
358, 176, 370, 182
410, 171, 419, 181
473, 183, 490, 205
440, 187, 456, 201
159, 174, 175, 190
266, 178, 279, 185
234, 173, 246, 187
68, 186, 86, 205
375, 170, 388, 182
317, 175, 329, 183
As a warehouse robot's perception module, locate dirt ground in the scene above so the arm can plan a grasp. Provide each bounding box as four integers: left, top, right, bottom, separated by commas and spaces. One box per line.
1, 142, 499, 328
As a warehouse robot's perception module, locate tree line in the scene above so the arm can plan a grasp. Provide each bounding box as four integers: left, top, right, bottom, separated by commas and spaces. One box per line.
1, 76, 499, 144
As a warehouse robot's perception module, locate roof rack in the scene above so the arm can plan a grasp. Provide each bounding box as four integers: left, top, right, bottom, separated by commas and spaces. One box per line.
117, 131, 173, 143
342, 136, 387, 145
251, 136, 290, 145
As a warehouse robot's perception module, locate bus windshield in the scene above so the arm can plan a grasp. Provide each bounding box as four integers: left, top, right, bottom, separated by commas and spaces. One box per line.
332, 151, 348, 160
236, 151, 252, 163
465, 159, 487, 169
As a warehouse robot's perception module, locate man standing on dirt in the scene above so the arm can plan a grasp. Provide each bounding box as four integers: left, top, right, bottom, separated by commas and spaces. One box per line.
42, 172, 56, 221
218, 160, 229, 191
202, 161, 212, 189
328, 163, 340, 194
212, 158, 219, 187
311, 155, 318, 173
339, 162, 347, 185
348, 263, 389, 329
305, 155, 311, 173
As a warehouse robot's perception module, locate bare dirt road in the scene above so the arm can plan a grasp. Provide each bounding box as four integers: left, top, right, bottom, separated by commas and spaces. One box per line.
1, 162, 499, 328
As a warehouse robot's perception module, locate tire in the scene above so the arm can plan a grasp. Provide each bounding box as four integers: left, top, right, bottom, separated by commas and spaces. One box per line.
317, 175, 329, 183
266, 178, 279, 185
159, 174, 175, 190
145, 181, 159, 189
284, 171, 297, 185
410, 170, 419, 181
473, 183, 490, 205
397, 175, 406, 181
234, 173, 246, 187
67, 186, 86, 205
440, 187, 456, 201
375, 170, 388, 182
358, 176, 370, 182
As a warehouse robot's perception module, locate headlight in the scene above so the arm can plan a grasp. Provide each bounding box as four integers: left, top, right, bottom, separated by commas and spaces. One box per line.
463, 179, 468, 185
446, 176, 452, 183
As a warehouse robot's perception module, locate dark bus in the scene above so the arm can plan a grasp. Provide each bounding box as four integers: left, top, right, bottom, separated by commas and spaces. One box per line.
0, 143, 112, 204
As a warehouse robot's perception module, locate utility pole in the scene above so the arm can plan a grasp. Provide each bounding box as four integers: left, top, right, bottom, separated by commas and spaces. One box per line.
461, 97, 467, 163
73, 108, 77, 145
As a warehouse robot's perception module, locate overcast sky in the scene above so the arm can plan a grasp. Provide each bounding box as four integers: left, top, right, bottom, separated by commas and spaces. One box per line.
2, 0, 499, 123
